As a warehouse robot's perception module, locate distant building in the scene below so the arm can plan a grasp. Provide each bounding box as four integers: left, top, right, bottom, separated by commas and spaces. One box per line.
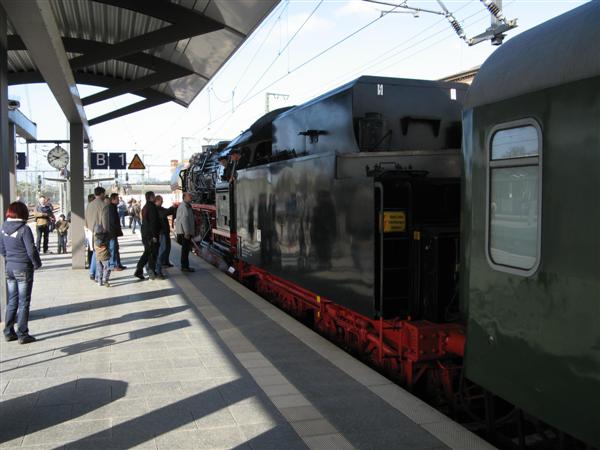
440, 66, 480, 85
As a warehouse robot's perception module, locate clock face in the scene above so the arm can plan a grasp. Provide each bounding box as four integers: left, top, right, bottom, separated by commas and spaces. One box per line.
47, 146, 69, 170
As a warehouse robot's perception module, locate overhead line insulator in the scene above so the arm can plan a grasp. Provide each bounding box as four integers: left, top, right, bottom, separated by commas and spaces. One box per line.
479, 0, 505, 22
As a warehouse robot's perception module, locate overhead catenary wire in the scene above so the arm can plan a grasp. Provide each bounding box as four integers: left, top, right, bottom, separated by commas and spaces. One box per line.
295, 0, 476, 101
191, 0, 405, 137
191, 0, 503, 140
200, 0, 323, 138
211, 0, 291, 105
238, 0, 325, 105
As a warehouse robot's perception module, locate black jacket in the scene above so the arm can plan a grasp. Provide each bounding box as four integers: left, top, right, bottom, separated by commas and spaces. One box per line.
157, 205, 176, 235
141, 201, 161, 239
0, 220, 42, 271
103, 203, 122, 239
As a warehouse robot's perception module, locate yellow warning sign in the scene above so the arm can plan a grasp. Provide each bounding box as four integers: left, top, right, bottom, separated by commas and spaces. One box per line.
128, 153, 145, 170
383, 211, 406, 233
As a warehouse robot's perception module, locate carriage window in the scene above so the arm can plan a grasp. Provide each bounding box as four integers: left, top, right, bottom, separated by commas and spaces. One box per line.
488, 123, 541, 273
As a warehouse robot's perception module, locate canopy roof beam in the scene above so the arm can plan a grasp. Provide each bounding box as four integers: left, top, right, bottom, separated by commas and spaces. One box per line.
1, 0, 90, 138
88, 98, 169, 126
69, 0, 226, 71
8, 71, 180, 106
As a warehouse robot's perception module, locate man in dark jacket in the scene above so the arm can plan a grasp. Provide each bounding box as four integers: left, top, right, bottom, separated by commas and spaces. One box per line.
134, 191, 161, 280
104, 193, 125, 271
154, 195, 175, 277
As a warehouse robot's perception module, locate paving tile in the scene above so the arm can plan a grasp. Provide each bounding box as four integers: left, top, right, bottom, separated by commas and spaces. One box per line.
46, 362, 111, 377
303, 433, 355, 450
241, 423, 307, 450
192, 407, 239, 431
26, 404, 73, 429
22, 419, 111, 446
111, 358, 172, 373
71, 397, 149, 420
421, 421, 495, 450
261, 383, 301, 397
154, 429, 202, 449
246, 366, 280, 377
169, 357, 204, 368
269, 394, 311, 409
4, 377, 76, 394
279, 406, 323, 422
195, 425, 248, 449
252, 373, 290, 387
179, 378, 232, 395
238, 357, 272, 369
227, 397, 284, 426
290, 418, 338, 438
113, 381, 183, 399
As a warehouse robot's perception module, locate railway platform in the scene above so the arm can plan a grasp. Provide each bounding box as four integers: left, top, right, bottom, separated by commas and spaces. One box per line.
0, 230, 493, 450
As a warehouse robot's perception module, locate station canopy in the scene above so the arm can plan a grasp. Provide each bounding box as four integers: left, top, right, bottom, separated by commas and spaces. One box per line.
5, 0, 280, 126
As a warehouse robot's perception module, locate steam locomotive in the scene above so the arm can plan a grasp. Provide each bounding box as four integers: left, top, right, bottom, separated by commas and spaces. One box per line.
175, 3, 600, 448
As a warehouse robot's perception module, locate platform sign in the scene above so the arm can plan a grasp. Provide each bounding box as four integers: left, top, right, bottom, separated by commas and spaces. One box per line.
383, 211, 406, 233
109, 152, 127, 170
16, 152, 26, 170
128, 153, 145, 170
90, 152, 109, 169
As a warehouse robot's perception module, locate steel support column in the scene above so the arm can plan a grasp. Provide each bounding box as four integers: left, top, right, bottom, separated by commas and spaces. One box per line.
70, 123, 85, 269
0, 3, 7, 323
8, 121, 16, 199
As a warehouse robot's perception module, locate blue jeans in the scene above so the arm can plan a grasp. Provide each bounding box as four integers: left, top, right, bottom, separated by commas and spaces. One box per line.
89, 251, 96, 278
108, 238, 119, 269
132, 217, 141, 233
95, 258, 111, 285
156, 233, 168, 275
57, 233, 67, 254
4, 268, 34, 338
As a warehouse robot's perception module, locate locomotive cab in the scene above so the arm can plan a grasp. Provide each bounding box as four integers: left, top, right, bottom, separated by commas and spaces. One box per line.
373, 168, 460, 321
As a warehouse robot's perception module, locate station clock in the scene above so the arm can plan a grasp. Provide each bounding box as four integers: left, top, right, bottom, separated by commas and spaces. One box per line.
47, 145, 69, 170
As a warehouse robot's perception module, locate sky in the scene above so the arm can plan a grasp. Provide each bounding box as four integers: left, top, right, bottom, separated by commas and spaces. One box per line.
9, 0, 587, 183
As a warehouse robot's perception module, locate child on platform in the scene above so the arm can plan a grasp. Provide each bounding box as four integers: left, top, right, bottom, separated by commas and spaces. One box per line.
56, 214, 69, 254
94, 224, 111, 287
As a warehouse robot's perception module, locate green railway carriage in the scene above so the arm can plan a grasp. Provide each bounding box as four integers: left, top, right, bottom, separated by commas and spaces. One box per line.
461, 2, 600, 447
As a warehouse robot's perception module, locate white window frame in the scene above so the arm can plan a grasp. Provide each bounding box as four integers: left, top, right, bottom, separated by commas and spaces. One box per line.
485, 118, 543, 276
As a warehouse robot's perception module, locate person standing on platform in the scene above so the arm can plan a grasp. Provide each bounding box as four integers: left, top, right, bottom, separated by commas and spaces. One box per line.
84, 194, 95, 269
131, 199, 142, 234
0, 202, 42, 344
134, 191, 161, 280
176, 192, 195, 273
85, 187, 106, 281
117, 197, 127, 228
104, 193, 125, 272
56, 214, 69, 254
154, 195, 176, 278
33, 196, 54, 254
